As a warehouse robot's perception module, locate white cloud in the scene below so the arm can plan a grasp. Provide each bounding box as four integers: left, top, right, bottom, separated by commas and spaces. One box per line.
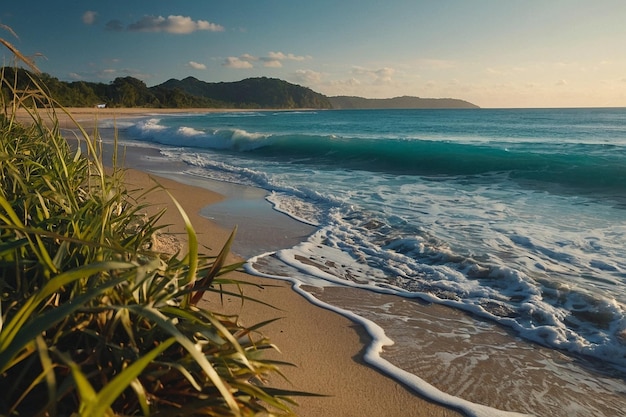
260, 51, 311, 67
316, 77, 364, 97
263, 60, 283, 68
240, 53, 258, 62
556, 79, 568, 86
375, 67, 395, 83
267, 51, 310, 62
293, 69, 323, 84
128, 15, 224, 34
188, 61, 207, 70
82, 11, 97, 25
224, 54, 258, 68
223, 57, 253, 69
223, 51, 310, 69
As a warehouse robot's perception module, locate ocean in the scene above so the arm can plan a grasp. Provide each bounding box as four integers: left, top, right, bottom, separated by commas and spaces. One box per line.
107, 108, 626, 416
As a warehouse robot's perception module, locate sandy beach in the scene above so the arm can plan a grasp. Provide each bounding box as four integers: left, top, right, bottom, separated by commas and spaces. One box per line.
26, 107, 464, 416
124, 169, 463, 417
14, 106, 226, 129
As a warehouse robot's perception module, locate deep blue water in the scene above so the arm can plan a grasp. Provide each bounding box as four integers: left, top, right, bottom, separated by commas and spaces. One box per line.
112, 108, 626, 416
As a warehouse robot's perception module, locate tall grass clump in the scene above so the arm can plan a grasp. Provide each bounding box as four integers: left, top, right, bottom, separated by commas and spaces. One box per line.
0, 33, 298, 416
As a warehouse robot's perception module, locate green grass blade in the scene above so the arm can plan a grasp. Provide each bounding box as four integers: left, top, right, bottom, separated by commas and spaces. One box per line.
0, 262, 134, 372
0, 194, 57, 273
86, 338, 176, 417
129, 378, 150, 416
163, 188, 198, 289
54, 350, 97, 414
162, 304, 252, 370
122, 304, 240, 414
0, 237, 28, 257
191, 227, 238, 305
7, 335, 60, 417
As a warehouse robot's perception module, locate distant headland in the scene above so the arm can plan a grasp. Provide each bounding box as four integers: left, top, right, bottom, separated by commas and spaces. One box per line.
3, 67, 479, 109
328, 95, 479, 109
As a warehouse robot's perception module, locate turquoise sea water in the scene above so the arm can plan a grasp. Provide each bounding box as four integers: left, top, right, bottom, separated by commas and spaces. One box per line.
111, 108, 626, 416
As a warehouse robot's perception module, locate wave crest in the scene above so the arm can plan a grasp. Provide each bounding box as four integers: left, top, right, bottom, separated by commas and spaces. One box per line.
128, 118, 272, 151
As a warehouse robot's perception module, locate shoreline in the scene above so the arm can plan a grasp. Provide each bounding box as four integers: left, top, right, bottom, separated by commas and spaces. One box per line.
51, 107, 465, 416
123, 170, 464, 417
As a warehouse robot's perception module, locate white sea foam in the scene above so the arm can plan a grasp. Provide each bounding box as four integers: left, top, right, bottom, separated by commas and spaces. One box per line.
177, 126, 204, 136
245, 254, 532, 417
266, 191, 323, 226
163, 138, 626, 369
126, 118, 273, 151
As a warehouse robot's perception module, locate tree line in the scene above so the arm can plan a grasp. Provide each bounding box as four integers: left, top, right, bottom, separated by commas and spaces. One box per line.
1, 67, 332, 109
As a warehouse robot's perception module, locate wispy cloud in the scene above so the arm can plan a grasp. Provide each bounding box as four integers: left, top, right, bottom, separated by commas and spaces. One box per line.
82, 11, 97, 25
125, 15, 224, 34
267, 52, 310, 62
375, 67, 395, 83
219, 51, 312, 69
222, 51, 310, 69
352, 66, 395, 83
188, 61, 207, 70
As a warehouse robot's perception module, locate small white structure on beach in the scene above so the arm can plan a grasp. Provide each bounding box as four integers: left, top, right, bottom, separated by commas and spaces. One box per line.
96, 103, 106, 109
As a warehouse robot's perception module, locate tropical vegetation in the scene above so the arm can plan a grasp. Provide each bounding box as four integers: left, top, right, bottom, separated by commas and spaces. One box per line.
0, 67, 333, 109
0, 29, 299, 416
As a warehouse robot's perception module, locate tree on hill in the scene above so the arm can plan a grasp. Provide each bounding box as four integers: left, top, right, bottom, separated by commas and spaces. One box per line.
108, 76, 160, 107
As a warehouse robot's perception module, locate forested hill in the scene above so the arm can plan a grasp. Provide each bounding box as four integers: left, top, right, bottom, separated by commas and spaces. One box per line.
1, 67, 478, 109
157, 76, 332, 109
329, 95, 479, 109
1, 68, 332, 109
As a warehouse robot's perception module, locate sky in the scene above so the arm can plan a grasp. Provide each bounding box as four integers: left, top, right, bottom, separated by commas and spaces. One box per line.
2, 0, 626, 108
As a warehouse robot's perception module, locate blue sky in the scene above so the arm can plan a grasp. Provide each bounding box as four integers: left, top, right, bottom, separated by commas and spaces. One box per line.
2, 1, 626, 108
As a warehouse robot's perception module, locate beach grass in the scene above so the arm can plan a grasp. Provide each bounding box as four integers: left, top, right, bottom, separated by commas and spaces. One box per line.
0, 35, 297, 416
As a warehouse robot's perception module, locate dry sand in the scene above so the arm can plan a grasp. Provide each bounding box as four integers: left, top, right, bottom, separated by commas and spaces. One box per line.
19, 107, 464, 416
13, 106, 268, 129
